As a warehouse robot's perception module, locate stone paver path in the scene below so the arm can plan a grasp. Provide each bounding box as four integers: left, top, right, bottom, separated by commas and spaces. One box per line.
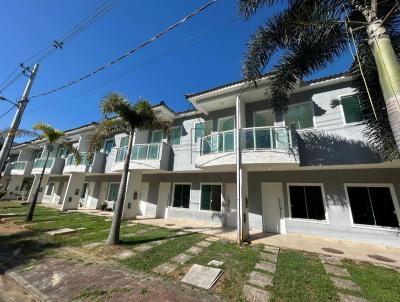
10, 257, 220, 302
242, 245, 279, 302
319, 255, 367, 302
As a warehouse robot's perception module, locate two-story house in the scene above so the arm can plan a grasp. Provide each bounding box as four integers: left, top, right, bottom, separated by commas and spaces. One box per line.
1, 72, 399, 247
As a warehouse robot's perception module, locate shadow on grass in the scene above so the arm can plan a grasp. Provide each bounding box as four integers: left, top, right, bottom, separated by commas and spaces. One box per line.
119, 232, 196, 247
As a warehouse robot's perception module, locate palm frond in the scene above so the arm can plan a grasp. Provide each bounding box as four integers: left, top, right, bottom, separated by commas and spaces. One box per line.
239, 0, 287, 19
60, 140, 81, 164
33, 122, 65, 144
0, 128, 38, 139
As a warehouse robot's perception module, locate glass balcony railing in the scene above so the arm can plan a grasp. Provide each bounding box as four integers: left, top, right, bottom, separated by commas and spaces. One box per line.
66, 152, 93, 166
115, 143, 162, 163
200, 127, 292, 155
33, 158, 54, 169
12, 161, 27, 170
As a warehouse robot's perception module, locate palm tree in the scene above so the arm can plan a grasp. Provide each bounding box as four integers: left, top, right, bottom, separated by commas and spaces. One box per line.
239, 0, 400, 153
88, 92, 169, 246
26, 123, 80, 222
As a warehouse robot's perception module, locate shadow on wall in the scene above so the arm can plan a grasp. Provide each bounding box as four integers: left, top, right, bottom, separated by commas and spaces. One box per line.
295, 131, 382, 166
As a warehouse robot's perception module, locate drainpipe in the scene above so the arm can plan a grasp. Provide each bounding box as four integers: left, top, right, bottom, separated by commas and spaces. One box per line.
235, 94, 242, 244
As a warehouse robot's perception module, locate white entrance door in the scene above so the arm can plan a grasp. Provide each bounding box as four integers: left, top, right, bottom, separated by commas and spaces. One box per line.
224, 183, 237, 227
156, 182, 170, 218
261, 182, 286, 234
139, 182, 149, 216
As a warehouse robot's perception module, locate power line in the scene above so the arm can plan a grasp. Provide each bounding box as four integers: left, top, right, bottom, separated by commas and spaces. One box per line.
0, 106, 16, 120
30, 0, 217, 100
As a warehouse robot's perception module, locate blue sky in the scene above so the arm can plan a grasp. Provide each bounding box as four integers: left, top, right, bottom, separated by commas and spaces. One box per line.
0, 0, 352, 137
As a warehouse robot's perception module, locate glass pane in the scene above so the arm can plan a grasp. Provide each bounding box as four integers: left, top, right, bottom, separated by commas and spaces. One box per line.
254, 111, 274, 127
347, 187, 375, 225
342, 95, 362, 123
148, 144, 159, 159
219, 117, 234, 131
57, 147, 65, 158
152, 130, 163, 143
137, 145, 148, 159
202, 137, 211, 155
210, 185, 221, 211
211, 135, 218, 153
289, 186, 308, 219
274, 129, 290, 149
119, 137, 127, 148
201, 185, 211, 210
255, 129, 271, 149
297, 103, 314, 128
169, 127, 181, 145
243, 130, 254, 149
194, 123, 205, 143
80, 183, 88, 199
181, 185, 190, 208
284, 107, 299, 128
108, 183, 119, 201
369, 187, 399, 227
46, 183, 54, 195
305, 186, 325, 220
224, 132, 234, 151
173, 184, 183, 207
131, 146, 138, 160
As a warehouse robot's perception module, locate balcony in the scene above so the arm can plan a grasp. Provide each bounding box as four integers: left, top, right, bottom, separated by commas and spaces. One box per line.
2, 162, 14, 176
111, 142, 170, 172
10, 160, 34, 176
63, 151, 106, 174
196, 126, 298, 169
32, 157, 65, 175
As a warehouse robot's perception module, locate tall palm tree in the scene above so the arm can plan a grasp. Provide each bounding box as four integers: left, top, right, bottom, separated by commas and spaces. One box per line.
239, 0, 400, 152
26, 123, 80, 222
88, 92, 169, 246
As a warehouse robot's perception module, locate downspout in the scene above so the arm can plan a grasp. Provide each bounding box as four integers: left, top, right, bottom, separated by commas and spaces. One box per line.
235, 94, 242, 244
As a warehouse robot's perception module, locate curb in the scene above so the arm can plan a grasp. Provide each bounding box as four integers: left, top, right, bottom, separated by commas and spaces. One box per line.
0, 264, 52, 302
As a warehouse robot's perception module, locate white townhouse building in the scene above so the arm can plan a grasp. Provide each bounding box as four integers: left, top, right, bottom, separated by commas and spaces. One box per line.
1, 72, 400, 247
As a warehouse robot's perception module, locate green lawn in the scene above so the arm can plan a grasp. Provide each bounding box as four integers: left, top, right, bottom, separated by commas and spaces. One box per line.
1, 201, 399, 302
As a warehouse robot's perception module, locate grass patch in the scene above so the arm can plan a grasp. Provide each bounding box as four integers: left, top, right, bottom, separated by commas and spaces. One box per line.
271, 250, 337, 302
344, 260, 400, 302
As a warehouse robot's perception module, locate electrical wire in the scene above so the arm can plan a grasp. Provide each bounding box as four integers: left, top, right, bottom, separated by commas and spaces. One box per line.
0, 106, 15, 119
29, 0, 217, 100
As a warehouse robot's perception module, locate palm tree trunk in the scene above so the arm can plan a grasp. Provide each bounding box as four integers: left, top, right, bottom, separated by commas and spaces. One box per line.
106, 130, 134, 245
26, 147, 50, 222
367, 20, 400, 151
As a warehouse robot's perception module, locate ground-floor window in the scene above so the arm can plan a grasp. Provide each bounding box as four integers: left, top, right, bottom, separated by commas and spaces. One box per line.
173, 184, 190, 208
346, 185, 399, 228
80, 183, 88, 199
46, 183, 55, 196
288, 184, 326, 220
200, 184, 221, 211
107, 183, 119, 201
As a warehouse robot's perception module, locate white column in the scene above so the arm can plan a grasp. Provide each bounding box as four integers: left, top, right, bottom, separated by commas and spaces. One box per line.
27, 174, 49, 204
61, 173, 86, 211
6, 175, 24, 199
122, 170, 142, 220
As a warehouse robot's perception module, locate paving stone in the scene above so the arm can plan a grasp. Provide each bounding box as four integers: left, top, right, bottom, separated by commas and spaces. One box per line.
133, 244, 152, 252
185, 246, 204, 255
46, 228, 76, 236
175, 231, 188, 236
171, 253, 193, 264
320, 255, 343, 266
151, 240, 165, 246
208, 260, 224, 267
181, 264, 223, 289
196, 240, 212, 248
152, 262, 178, 274
260, 252, 278, 263
263, 245, 279, 255
0, 213, 17, 217
82, 242, 103, 249
323, 263, 350, 277
255, 261, 276, 274
331, 277, 361, 292
338, 293, 368, 302
242, 284, 271, 302
248, 271, 274, 288
113, 250, 136, 260
205, 237, 219, 242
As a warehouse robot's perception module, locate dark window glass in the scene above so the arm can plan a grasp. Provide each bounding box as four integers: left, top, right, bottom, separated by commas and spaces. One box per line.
348, 186, 399, 227
201, 184, 221, 211
289, 185, 325, 220
173, 184, 190, 208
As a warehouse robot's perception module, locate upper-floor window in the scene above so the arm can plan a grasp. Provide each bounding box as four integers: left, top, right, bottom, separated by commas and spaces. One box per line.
103, 138, 115, 154
56, 146, 68, 158
218, 116, 235, 132
284, 102, 314, 129
151, 129, 165, 143
341, 95, 363, 124
8, 155, 18, 163
254, 110, 275, 127
32, 150, 42, 160
169, 126, 182, 145
193, 121, 212, 143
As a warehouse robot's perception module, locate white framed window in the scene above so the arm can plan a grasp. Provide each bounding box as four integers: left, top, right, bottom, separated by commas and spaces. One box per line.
103, 138, 115, 154
200, 183, 222, 212
193, 121, 212, 143
151, 129, 165, 143
46, 183, 55, 196
253, 109, 275, 127
32, 149, 43, 160
169, 126, 182, 145
218, 116, 235, 132
172, 183, 191, 208
344, 184, 400, 229
107, 182, 120, 202
284, 101, 314, 129
287, 183, 328, 222
340, 94, 364, 125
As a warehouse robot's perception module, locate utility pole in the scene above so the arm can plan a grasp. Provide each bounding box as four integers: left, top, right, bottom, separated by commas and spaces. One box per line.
0, 63, 39, 173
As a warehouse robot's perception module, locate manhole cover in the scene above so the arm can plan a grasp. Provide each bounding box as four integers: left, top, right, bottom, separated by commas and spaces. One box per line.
322, 247, 344, 254
183, 227, 194, 229
165, 224, 175, 226
367, 254, 396, 263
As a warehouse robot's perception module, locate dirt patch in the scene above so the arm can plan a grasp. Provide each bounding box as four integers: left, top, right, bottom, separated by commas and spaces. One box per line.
0, 275, 35, 302
0, 221, 26, 236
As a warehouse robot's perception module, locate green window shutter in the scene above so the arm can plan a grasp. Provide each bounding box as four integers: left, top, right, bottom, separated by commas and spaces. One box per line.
169, 127, 181, 145
342, 95, 363, 124
108, 183, 119, 201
